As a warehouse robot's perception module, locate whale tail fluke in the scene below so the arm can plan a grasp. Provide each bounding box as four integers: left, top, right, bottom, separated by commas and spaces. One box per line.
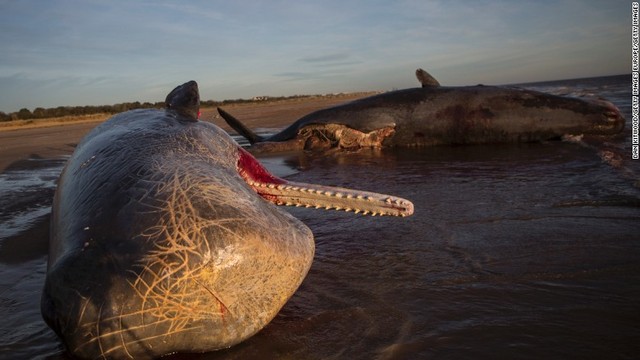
217, 107, 265, 144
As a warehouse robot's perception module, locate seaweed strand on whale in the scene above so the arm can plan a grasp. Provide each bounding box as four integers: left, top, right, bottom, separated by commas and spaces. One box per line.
41, 80, 413, 359
218, 68, 625, 153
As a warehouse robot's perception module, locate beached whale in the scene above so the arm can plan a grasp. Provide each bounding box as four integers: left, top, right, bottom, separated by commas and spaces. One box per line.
41, 81, 413, 359
218, 69, 624, 153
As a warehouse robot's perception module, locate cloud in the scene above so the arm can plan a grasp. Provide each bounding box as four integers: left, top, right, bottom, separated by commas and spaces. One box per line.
273, 67, 356, 82
299, 53, 351, 63
273, 71, 313, 81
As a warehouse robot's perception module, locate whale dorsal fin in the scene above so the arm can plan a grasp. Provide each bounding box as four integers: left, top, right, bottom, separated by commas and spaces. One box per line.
415, 68, 440, 88
217, 107, 265, 144
165, 80, 200, 120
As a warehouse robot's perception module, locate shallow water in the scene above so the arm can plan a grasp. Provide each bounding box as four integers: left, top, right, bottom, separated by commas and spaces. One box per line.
1, 75, 639, 359
254, 144, 640, 359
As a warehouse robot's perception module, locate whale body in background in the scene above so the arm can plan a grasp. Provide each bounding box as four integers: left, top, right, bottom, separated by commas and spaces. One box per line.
218, 69, 625, 153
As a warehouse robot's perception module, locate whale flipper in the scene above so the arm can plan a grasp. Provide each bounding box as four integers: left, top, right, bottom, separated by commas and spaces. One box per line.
218, 107, 265, 144
415, 68, 440, 87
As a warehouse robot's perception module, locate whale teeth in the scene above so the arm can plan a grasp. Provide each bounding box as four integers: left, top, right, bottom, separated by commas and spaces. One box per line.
385, 197, 393, 204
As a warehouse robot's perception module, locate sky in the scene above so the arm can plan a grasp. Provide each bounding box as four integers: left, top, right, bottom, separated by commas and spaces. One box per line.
0, 0, 630, 113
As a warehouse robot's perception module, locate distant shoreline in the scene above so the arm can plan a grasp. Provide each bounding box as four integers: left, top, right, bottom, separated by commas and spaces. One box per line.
0, 92, 377, 132
2, 74, 628, 131
0, 92, 374, 172
0, 113, 111, 132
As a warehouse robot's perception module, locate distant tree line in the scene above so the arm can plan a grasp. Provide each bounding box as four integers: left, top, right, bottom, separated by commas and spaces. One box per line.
0, 101, 163, 122
0, 94, 319, 122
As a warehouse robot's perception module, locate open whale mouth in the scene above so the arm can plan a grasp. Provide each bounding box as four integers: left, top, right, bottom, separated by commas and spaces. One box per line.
236, 148, 413, 217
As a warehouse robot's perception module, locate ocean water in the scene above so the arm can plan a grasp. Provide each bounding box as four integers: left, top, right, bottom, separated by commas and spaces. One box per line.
0, 75, 638, 359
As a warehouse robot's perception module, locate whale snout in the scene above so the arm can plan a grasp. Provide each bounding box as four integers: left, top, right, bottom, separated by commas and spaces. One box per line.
604, 106, 625, 133
590, 98, 625, 134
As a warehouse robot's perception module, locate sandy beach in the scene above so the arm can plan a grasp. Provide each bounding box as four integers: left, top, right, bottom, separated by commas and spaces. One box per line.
0, 93, 371, 173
